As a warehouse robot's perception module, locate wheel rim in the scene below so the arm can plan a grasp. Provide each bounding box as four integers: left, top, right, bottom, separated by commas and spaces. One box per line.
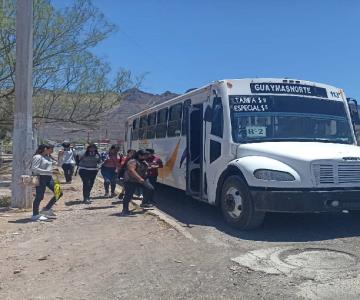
224, 186, 242, 218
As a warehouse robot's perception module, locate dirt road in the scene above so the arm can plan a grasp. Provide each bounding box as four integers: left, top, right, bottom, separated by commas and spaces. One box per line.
0, 177, 283, 300
1, 177, 360, 299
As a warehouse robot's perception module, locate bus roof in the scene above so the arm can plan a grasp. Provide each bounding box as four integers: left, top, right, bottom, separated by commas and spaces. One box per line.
127, 78, 344, 121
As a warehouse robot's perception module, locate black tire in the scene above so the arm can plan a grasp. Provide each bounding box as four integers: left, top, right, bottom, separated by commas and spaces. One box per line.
221, 175, 265, 230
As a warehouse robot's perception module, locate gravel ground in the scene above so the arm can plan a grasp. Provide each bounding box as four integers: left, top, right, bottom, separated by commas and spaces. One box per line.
1, 176, 360, 299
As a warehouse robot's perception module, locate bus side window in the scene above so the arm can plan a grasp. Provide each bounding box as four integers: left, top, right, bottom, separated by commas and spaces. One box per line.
182, 99, 191, 135
132, 118, 139, 141
211, 97, 223, 138
156, 108, 168, 139
147, 112, 157, 139
139, 115, 148, 140
168, 103, 182, 137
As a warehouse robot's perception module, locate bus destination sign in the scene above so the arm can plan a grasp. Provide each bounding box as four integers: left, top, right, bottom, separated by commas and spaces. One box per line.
230, 96, 270, 112
250, 83, 328, 98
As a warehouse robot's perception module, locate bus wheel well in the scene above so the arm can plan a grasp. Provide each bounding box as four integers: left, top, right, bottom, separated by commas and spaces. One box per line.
215, 166, 248, 207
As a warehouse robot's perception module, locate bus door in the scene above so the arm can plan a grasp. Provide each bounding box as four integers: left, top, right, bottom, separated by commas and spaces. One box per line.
186, 104, 203, 198
203, 96, 224, 201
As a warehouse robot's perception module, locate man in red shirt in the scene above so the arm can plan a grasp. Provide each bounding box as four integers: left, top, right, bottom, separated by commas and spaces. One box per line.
146, 148, 163, 204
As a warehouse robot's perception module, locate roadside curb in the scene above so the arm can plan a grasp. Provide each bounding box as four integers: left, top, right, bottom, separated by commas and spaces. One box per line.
96, 176, 197, 242
130, 198, 198, 242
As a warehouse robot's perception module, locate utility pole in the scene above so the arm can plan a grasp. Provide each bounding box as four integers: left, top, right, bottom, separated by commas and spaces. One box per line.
11, 0, 33, 208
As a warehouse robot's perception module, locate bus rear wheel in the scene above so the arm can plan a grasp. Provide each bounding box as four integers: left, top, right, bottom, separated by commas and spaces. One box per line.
221, 175, 265, 230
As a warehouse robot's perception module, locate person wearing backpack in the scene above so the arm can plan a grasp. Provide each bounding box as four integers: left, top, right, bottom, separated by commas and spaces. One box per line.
78, 143, 101, 204
121, 149, 154, 215
31, 144, 63, 221
58, 141, 76, 183
117, 149, 136, 200
145, 148, 163, 204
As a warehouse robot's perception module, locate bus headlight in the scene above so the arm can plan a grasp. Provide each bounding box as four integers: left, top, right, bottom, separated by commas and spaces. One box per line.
254, 169, 295, 181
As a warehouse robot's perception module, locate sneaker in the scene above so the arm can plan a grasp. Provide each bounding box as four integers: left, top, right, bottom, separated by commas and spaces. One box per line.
120, 210, 130, 216
104, 192, 109, 198
140, 203, 153, 208
138, 194, 144, 199
118, 193, 124, 200
83, 199, 91, 204
31, 215, 49, 222
110, 192, 117, 198
40, 209, 57, 218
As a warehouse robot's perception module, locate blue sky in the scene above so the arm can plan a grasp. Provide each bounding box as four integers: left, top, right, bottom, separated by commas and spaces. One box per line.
52, 0, 360, 97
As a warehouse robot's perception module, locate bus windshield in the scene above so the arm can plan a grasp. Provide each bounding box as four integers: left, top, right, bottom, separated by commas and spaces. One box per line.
229, 95, 354, 144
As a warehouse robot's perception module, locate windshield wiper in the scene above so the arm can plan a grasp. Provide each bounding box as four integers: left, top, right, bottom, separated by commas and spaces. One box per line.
308, 138, 352, 144
238, 138, 352, 144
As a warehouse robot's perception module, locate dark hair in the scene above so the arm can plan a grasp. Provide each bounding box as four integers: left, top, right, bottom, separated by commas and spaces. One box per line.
35, 144, 48, 155
134, 149, 150, 159
127, 149, 135, 154
85, 143, 99, 156
62, 142, 71, 148
146, 148, 155, 154
47, 144, 54, 149
109, 144, 119, 152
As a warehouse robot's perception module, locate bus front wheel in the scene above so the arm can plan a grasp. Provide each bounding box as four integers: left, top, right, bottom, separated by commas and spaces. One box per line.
221, 175, 265, 230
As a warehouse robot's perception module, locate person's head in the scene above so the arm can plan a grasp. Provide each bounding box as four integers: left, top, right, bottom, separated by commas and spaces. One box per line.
85, 143, 98, 156
109, 144, 119, 154
35, 144, 49, 155
146, 148, 155, 157
135, 149, 150, 161
62, 141, 71, 149
127, 149, 136, 158
47, 144, 54, 154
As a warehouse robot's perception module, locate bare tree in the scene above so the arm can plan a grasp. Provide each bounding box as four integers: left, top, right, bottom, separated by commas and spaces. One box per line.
0, 0, 138, 128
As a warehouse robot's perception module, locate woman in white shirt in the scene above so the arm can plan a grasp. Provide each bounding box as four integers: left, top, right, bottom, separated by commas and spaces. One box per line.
31, 144, 63, 221
58, 141, 75, 183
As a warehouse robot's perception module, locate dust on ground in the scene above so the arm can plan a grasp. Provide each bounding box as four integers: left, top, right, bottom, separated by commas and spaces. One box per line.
0, 175, 285, 300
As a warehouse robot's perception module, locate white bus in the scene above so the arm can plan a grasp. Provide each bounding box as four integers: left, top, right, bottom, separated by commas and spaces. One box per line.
125, 78, 360, 229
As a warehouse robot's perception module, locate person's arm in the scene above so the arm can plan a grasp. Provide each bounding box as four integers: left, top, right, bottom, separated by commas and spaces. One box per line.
50, 154, 58, 163
58, 150, 64, 163
151, 157, 163, 169
127, 161, 144, 183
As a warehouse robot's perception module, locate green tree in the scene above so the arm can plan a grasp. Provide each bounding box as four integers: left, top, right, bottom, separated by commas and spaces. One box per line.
0, 0, 138, 128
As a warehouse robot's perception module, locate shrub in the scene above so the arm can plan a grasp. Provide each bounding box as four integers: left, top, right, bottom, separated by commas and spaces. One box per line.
0, 196, 11, 207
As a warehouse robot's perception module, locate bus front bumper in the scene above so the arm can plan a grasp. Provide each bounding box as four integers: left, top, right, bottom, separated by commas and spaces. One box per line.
250, 188, 360, 212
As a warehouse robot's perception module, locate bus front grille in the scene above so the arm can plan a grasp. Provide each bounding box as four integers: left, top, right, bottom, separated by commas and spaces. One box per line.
313, 163, 360, 185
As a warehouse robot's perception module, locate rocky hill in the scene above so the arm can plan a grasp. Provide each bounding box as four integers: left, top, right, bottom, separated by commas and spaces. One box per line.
38, 88, 178, 144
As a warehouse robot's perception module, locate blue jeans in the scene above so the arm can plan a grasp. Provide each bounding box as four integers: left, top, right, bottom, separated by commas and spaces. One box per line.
33, 175, 62, 216
62, 163, 74, 183
79, 169, 98, 200
101, 166, 116, 194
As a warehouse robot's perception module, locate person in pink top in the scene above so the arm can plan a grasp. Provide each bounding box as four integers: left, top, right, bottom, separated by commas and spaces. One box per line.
101, 145, 121, 197
145, 148, 163, 204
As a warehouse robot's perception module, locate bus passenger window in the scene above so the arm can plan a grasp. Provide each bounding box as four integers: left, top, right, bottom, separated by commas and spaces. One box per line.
139, 115, 148, 140
211, 98, 223, 138
168, 103, 182, 137
132, 118, 139, 141
156, 108, 168, 138
147, 112, 157, 139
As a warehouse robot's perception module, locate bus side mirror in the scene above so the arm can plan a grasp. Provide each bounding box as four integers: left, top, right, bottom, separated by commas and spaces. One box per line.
203, 106, 213, 122
347, 98, 360, 125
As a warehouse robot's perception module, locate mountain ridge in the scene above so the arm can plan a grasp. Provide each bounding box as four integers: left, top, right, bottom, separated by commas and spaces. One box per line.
39, 88, 179, 143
